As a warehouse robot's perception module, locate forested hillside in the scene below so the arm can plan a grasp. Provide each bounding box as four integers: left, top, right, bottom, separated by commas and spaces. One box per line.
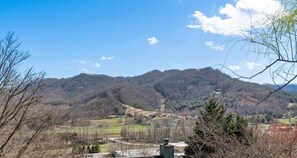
41, 67, 297, 118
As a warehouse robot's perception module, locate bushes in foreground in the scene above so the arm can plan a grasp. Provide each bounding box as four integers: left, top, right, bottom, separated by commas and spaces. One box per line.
72, 142, 101, 154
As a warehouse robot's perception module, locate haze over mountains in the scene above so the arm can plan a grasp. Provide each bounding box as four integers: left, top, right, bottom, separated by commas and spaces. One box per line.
41, 67, 296, 118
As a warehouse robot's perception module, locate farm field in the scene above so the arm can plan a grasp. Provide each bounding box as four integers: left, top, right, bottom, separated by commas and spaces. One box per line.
61, 117, 150, 136
276, 118, 297, 124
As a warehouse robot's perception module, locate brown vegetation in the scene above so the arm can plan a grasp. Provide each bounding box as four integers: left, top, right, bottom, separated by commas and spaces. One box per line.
0, 33, 68, 157
39, 68, 296, 119
184, 99, 297, 158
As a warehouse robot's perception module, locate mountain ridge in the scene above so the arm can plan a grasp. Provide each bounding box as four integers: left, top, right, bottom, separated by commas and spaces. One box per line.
40, 67, 296, 118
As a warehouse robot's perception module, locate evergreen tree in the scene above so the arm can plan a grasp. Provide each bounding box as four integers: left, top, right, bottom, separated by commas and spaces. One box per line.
184, 99, 250, 158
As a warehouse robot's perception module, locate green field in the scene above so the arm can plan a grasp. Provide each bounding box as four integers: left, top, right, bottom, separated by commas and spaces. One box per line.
63, 118, 149, 136
99, 144, 110, 153
276, 118, 297, 124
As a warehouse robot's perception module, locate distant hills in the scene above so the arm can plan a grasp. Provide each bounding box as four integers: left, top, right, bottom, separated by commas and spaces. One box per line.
41, 67, 297, 118
265, 84, 297, 94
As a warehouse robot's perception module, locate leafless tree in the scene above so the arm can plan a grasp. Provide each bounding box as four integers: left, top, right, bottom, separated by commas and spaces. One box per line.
0, 32, 64, 157
224, 0, 297, 103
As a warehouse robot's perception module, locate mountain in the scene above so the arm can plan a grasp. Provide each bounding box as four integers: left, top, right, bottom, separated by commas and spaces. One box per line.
264, 84, 297, 94
40, 67, 297, 118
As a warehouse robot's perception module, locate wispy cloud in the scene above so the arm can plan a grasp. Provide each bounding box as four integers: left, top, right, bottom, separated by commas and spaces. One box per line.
187, 0, 283, 36
205, 41, 224, 51
73, 60, 101, 70
229, 65, 241, 71
78, 60, 87, 64
147, 37, 159, 45
93, 63, 101, 68
246, 62, 264, 70
100, 56, 115, 61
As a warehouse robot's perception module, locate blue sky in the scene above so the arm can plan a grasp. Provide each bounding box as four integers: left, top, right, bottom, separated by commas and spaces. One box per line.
0, 0, 285, 84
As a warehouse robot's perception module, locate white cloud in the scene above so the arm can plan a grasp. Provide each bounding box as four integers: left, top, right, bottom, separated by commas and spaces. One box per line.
100, 56, 115, 61
73, 59, 101, 70
93, 63, 101, 68
187, 0, 283, 35
246, 62, 264, 70
205, 41, 224, 51
229, 65, 241, 71
78, 60, 87, 64
147, 37, 159, 45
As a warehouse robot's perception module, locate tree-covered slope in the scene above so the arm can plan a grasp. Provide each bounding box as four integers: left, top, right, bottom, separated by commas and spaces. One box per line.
41, 67, 296, 118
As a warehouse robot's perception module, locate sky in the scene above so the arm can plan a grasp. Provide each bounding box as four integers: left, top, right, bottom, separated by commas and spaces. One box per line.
0, 0, 286, 84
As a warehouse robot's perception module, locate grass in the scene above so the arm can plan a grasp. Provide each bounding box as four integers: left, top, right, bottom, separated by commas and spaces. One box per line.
133, 124, 149, 130
276, 118, 297, 124
105, 124, 149, 135
96, 118, 124, 125
100, 144, 110, 153
59, 118, 150, 136
106, 125, 123, 134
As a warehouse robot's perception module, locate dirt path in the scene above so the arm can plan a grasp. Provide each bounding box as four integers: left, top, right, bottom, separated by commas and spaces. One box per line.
159, 98, 166, 116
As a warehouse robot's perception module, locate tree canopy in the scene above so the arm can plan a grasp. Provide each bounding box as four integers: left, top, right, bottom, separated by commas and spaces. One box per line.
184, 99, 250, 158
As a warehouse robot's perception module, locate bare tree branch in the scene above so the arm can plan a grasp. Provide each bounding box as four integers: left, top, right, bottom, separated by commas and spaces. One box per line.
0, 32, 66, 157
